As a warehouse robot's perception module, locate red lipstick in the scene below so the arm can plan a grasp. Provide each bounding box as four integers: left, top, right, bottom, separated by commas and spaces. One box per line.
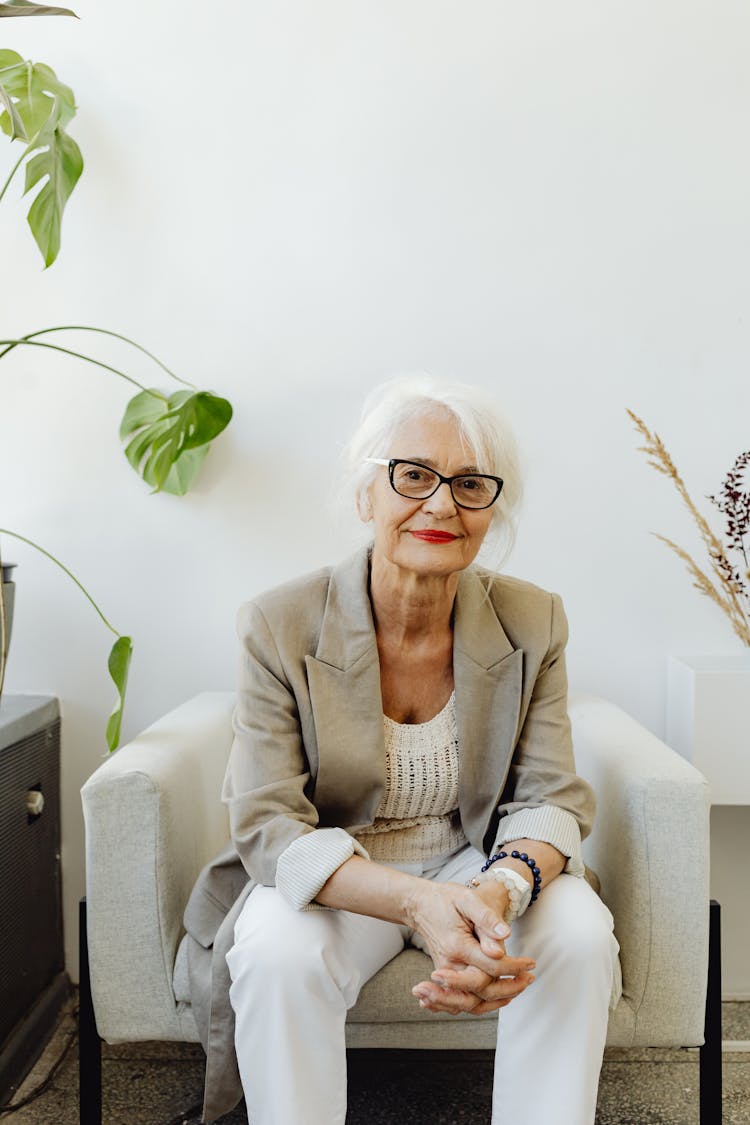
411, 530, 458, 543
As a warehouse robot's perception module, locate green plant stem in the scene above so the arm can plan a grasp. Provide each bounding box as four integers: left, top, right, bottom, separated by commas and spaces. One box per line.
0, 529, 122, 638
0, 142, 28, 202
0, 71, 42, 200
1, 326, 196, 388
0, 339, 169, 399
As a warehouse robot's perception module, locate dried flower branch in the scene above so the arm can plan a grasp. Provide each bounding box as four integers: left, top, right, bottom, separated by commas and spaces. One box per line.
628, 409, 750, 647
709, 450, 750, 568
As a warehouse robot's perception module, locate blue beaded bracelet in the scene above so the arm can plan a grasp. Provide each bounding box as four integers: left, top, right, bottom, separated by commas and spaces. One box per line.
481, 850, 542, 904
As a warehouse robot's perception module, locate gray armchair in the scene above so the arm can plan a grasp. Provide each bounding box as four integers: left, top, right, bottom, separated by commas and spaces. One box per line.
79, 691, 720, 1123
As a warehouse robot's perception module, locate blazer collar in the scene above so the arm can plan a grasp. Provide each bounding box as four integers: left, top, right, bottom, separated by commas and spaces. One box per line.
454, 565, 516, 669
313, 546, 377, 669
305, 547, 381, 826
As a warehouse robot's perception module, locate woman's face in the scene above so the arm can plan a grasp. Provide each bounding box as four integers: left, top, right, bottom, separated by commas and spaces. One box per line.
363, 409, 495, 579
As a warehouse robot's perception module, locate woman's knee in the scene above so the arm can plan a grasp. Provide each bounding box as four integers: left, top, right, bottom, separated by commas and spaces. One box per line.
520, 878, 616, 966
561, 908, 616, 968
229, 917, 329, 987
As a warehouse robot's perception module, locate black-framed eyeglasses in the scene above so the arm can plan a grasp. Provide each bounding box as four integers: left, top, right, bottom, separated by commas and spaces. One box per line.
366, 458, 504, 510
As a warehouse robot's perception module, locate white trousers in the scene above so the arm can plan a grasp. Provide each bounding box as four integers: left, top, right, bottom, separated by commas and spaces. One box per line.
226, 845, 619, 1125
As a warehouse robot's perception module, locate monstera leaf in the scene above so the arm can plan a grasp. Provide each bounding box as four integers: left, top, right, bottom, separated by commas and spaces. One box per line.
0, 328, 235, 496
0, 60, 26, 140
0, 1, 78, 15
120, 389, 233, 495
0, 51, 76, 137
0, 51, 81, 265
23, 99, 83, 265
105, 635, 133, 752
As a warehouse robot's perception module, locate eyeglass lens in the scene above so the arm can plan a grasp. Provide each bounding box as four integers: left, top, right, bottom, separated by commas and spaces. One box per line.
391, 462, 499, 508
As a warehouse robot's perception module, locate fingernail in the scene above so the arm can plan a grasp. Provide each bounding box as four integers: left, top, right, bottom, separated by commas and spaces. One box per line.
432, 975, 447, 986
418, 1000, 428, 1008
413, 988, 427, 1000
494, 923, 510, 938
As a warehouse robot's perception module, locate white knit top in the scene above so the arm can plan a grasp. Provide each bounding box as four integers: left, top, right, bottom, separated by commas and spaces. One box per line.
356, 692, 467, 863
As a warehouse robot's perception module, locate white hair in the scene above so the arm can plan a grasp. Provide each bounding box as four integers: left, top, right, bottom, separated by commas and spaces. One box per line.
340, 374, 523, 566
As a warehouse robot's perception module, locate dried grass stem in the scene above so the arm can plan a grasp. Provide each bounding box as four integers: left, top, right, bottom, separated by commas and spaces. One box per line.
628, 409, 750, 647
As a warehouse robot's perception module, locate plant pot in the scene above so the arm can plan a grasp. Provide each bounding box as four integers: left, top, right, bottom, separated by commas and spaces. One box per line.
667, 652, 750, 805
1, 563, 17, 699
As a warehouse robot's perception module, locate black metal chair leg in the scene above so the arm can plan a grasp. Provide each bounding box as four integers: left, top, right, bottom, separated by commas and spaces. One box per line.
699, 899, 722, 1124
79, 897, 102, 1125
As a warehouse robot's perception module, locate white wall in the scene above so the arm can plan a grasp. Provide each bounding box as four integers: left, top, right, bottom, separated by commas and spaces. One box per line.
2, 2, 749, 991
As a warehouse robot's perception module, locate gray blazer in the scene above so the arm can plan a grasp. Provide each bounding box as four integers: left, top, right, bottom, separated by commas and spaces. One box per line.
183, 546, 595, 1122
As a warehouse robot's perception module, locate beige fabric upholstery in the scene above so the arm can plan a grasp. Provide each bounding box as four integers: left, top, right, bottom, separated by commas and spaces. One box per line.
81, 693, 234, 1043
570, 693, 710, 1046
81, 690, 710, 1052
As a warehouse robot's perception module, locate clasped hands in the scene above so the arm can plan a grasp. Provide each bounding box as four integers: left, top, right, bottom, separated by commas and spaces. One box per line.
408, 880, 536, 1016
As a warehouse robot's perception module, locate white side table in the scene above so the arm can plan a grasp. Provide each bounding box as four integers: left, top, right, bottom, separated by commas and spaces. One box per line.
667, 653, 750, 805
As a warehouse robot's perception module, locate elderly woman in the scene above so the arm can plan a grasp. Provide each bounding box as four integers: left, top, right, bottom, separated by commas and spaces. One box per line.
185, 377, 620, 1125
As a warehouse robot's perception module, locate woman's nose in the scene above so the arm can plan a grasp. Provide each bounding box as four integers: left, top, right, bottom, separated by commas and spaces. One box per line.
422, 481, 458, 516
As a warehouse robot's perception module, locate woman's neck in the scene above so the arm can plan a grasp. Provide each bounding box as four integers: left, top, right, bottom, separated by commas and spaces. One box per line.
368, 550, 457, 644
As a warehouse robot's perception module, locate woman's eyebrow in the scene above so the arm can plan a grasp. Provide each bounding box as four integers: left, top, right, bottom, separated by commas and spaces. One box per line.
401, 456, 482, 474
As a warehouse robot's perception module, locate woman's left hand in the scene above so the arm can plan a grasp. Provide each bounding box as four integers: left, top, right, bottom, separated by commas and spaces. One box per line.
412, 959, 535, 1015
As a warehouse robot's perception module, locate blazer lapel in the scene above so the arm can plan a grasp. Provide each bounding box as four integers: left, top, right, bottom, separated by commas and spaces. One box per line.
454, 569, 523, 849
305, 548, 386, 828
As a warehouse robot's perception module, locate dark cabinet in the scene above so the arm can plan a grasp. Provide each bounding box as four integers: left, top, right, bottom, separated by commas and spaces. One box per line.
0, 695, 70, 1103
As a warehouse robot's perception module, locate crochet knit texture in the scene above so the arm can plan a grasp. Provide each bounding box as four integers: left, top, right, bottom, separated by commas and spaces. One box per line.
356, 692, 467, 863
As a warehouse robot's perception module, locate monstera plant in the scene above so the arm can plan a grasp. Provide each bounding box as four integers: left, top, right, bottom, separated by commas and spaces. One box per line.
1, 6, 234, 749
0, 1, 82, 267
0, 326, 233, 749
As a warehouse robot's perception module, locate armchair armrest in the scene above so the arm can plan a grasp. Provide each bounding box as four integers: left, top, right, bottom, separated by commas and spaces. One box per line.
569, 693, 711, 1046
81, 691, 235, 1041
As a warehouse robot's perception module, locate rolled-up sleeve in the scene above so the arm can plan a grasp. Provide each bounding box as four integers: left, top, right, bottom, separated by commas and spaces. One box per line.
276, 828, 371, 909
492, 805, 585, 877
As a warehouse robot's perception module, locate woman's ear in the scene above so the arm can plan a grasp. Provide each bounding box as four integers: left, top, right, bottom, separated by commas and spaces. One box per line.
357, 490, 373, 523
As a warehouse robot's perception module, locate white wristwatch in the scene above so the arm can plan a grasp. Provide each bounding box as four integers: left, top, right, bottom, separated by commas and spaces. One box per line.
466, 865, 533, 923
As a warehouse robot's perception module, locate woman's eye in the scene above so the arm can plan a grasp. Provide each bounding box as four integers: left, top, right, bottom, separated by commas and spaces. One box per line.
457, 477, 490, 496
406, 470, 427, 481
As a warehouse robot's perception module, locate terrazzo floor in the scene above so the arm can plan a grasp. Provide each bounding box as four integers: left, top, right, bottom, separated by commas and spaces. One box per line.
2, 994, 749, 1124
